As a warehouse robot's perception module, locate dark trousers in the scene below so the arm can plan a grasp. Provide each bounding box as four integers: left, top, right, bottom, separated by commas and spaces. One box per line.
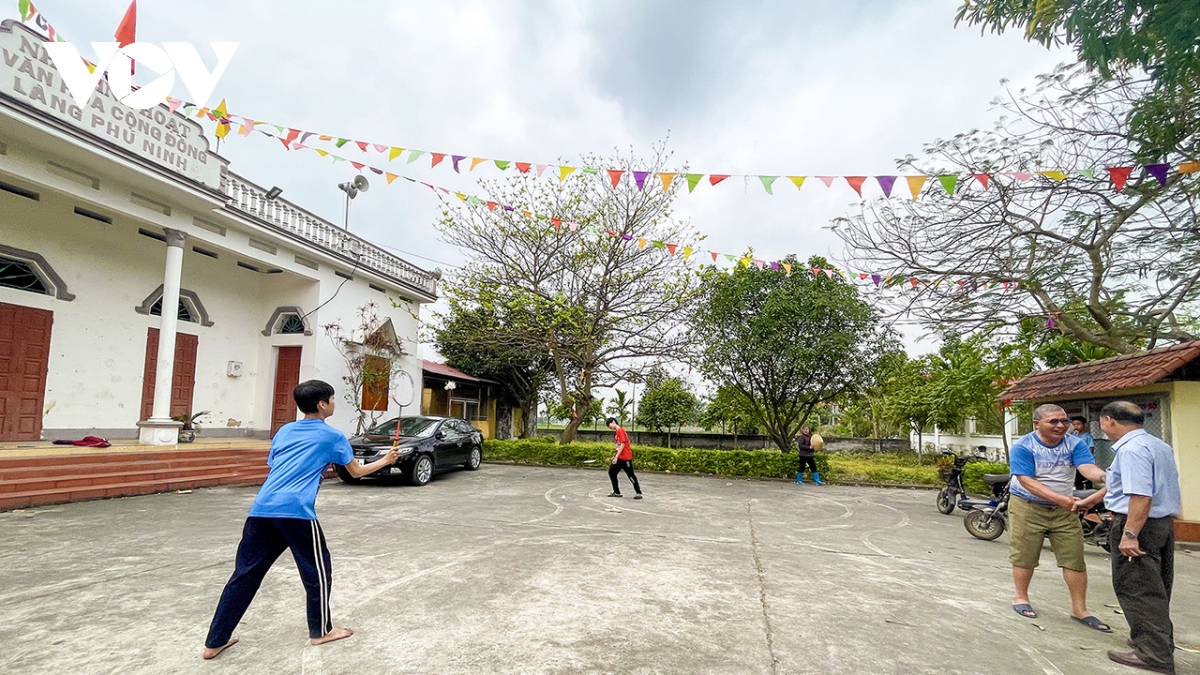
797, 455, 817, 476
205, 517, 334, 648
1073, 470, 1094, 491
1110, 513, 1175, 668
609, 459, 641, 495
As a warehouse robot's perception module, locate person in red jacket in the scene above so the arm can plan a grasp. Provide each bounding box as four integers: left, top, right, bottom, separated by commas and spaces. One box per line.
606, 417, 642, 499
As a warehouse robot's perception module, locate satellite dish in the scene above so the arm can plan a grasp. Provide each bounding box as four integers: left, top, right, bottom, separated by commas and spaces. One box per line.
353, 175, 370, 192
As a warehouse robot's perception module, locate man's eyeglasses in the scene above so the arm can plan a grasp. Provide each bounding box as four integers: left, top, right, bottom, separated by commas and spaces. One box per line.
1041, 418, 1071, 426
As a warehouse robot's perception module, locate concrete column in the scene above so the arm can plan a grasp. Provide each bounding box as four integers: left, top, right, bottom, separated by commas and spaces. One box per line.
137, 228, 187, 445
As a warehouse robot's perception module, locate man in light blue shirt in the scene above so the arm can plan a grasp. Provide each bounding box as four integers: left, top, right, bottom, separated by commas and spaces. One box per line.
1078, 401, 1181, 674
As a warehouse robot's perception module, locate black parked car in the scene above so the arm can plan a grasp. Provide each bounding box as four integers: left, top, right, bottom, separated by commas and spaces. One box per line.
336, 416, 483, 486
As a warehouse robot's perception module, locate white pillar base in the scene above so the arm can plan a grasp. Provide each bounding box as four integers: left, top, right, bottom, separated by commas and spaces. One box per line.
137, 419, 183, 446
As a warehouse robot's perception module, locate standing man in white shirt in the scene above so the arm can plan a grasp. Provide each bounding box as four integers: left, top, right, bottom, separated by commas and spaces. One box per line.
1075, 401, 1182, 674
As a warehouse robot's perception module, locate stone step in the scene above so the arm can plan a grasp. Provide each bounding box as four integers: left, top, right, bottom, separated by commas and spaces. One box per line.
0, 470, 270, 511
0, 448, 268, 469
0, 461, 269, 494
0, 455, 268, 480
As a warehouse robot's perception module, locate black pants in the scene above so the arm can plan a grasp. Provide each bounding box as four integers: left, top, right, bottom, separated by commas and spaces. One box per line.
1073, 470, 1094, 490
609, 459, 641, 495
1110, 513, 1175, 669
205, 517, 334, 648
797, 455, 817, 476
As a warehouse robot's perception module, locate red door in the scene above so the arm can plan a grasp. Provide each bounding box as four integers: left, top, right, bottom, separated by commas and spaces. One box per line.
140, 328, 199, 420
0, 302, 52, 441
271, 346, 302, 436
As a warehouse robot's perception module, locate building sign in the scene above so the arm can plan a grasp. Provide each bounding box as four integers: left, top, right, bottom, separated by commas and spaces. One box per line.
0, 20, 222, 190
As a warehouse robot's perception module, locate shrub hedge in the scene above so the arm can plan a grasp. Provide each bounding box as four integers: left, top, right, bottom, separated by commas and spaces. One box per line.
477, 438, 974, 486
963, 461, 1011, 495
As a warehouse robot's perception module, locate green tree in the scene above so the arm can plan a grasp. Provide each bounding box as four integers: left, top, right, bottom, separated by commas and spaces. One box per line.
606, 389, 633, 425
434, 305, 554, 438
698, 385, 761, 436
956, 0, 1200, 158
635, 375, 698, 447
438, 144, 698, 444
689, 255, 894, 453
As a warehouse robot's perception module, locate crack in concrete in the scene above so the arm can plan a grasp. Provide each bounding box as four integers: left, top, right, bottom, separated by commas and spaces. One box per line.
746, 498, 780, 675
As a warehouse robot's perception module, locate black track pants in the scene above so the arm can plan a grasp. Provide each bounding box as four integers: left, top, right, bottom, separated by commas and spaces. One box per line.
205, 516, 334, 648
609, 459, 642, 495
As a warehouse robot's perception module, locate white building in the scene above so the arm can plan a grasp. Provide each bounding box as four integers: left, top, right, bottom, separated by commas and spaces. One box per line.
0, 20, 437, 444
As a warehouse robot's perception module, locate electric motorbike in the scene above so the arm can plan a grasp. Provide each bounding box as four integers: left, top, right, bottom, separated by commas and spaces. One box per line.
936, 450, 987, 514
963, 473, 1012, 541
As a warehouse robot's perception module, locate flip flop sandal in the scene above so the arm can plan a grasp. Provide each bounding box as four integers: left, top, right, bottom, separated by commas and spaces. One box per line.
1013, 603, 1038, 619
1073, 615, 1113, 633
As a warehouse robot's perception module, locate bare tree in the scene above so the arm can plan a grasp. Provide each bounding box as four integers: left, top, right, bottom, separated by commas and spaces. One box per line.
833, 65, 1200, 354
438, 143, 698, 443
323, 302, 408, 434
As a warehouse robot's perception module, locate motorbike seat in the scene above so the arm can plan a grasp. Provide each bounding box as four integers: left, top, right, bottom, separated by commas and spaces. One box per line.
983, 473, 1011, 485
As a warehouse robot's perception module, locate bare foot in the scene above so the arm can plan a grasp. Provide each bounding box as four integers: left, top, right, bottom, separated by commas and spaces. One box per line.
311, 627, 354, 645
202, 638, 239, 660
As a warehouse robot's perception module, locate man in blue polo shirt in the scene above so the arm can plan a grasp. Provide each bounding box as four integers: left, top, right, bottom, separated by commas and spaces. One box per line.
1076, 401, 1181, 674
201, 380, 399, 660
1006, 404, 1108, 631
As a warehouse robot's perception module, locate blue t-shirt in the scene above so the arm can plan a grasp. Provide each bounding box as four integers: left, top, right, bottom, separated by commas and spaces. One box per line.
249, 418, 354, 520
1008, 431, 1094, 505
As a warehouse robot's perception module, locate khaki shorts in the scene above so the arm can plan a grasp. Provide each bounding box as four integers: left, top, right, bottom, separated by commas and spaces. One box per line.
1008, 495, 1086, 572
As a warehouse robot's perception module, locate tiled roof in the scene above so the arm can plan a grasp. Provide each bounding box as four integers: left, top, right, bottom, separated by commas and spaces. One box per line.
999, 341, 1200, 402
421, 360, 498, 385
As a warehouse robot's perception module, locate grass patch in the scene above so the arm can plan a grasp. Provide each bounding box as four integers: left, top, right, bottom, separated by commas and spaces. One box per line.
484, 439, 938, 486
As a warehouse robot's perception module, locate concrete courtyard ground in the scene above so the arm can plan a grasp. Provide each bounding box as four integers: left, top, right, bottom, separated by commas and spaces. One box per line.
1, 464, 1198, 675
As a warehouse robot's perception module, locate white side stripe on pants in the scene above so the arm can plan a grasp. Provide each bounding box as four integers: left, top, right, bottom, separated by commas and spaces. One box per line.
311, 521, 328, 634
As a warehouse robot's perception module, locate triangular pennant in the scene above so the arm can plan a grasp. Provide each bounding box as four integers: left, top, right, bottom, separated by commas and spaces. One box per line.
551, 218, 562, 229
844, 176, 867, 196
1012, 172, 1034, 181
937, 174, 958, 195
1145, 163, 1170, 185
787, 176, 807, 190
638, 238, 648, 250
335, 138, 350, 148
709, 174, 730, 186
607, 169, 624, 188
559, 166, 576, 181
686, 174, 703, 193
372, 143, 388, 153
859, 273, 869, 280
452, 155, 466, 173
754, 260, 765, 270
910, 278, 919, 289
633, 171, 650, 191
1077, 169, 1095, 179
771, 262, 779, 272
726, 254, 736, 262
494, 160, 510, 171
527, 164, 544, 177
385, 172, 399, 185
430, 153, 446, 168
816, 176, 836, 187
212, 99, 228, 119
369, 167, 383, 175
1179, 161, 1200, 174
454, 192, 467, 201
350, 161, 365, 170
315, 149, 329, 157
666, 243, 678, 256
682, 247, 693, 260
740, 257, 752, 268
471, 157, 487, 171
1106, 166, 1133, 192
581, 167, 599, 174
823, 269, 834, 279
355, 141, 369, 152
1038, 170, 1068, 181
330, 155, 346, 163
871, 275, 881, 287
652, 241, 666, 250
568, 222, 580, 231
388, 147, 404, 161
759, 176, 778, 195
811, 267, 820, 277
658, 173, 676, 191
515, 162, 532, 173
876, 176, 896, 197
407, 150, 425, 164
486, 201, 497, 211
710, 251, 719, 262
970, 173, 989, 190
521, 210, 532, 218
905, 175, 928, 200
167, 98, 183, 114
214, 121, 230, 139
782, 263, 792, 276
620, 233, 633, 241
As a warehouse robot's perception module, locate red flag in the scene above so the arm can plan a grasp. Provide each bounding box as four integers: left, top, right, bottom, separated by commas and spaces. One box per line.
709, 174, 730, 186
844, 176, 867, 196
115, 1, 137, 74
430, 153, 446, 168
970, 173, 990, 190
1106, 166, 1133, 192
607, 170, 624, 187
666, 243, 678, 256
515, 162, 532, 173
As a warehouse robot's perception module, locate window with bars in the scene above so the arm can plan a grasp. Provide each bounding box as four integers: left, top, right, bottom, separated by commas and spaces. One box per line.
279, 314, 306, 334
0, 258, 48, 294
150, 297, 197, 323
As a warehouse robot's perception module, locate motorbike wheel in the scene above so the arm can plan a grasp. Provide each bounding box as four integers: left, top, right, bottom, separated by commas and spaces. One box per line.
964, 509, 1006, 541
937, 488, 956, 515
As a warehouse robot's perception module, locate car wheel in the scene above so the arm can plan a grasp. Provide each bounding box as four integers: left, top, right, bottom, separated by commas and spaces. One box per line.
464, 446, 482, 470
335, 464, 362, 485
409, 454, 434, 486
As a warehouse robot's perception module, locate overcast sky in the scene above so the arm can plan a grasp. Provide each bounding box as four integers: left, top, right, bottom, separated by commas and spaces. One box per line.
39, 0, 1069, 362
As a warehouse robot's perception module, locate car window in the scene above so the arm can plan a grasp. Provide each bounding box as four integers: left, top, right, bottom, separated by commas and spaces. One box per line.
368, 417, 440, 438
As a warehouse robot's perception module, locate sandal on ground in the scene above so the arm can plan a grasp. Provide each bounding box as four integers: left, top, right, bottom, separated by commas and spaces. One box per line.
1012, 603, 1038, 619
1073, 615, 1113, 633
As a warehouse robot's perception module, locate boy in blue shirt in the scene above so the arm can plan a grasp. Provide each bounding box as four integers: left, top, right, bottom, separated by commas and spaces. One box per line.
202, 380, 399, 660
